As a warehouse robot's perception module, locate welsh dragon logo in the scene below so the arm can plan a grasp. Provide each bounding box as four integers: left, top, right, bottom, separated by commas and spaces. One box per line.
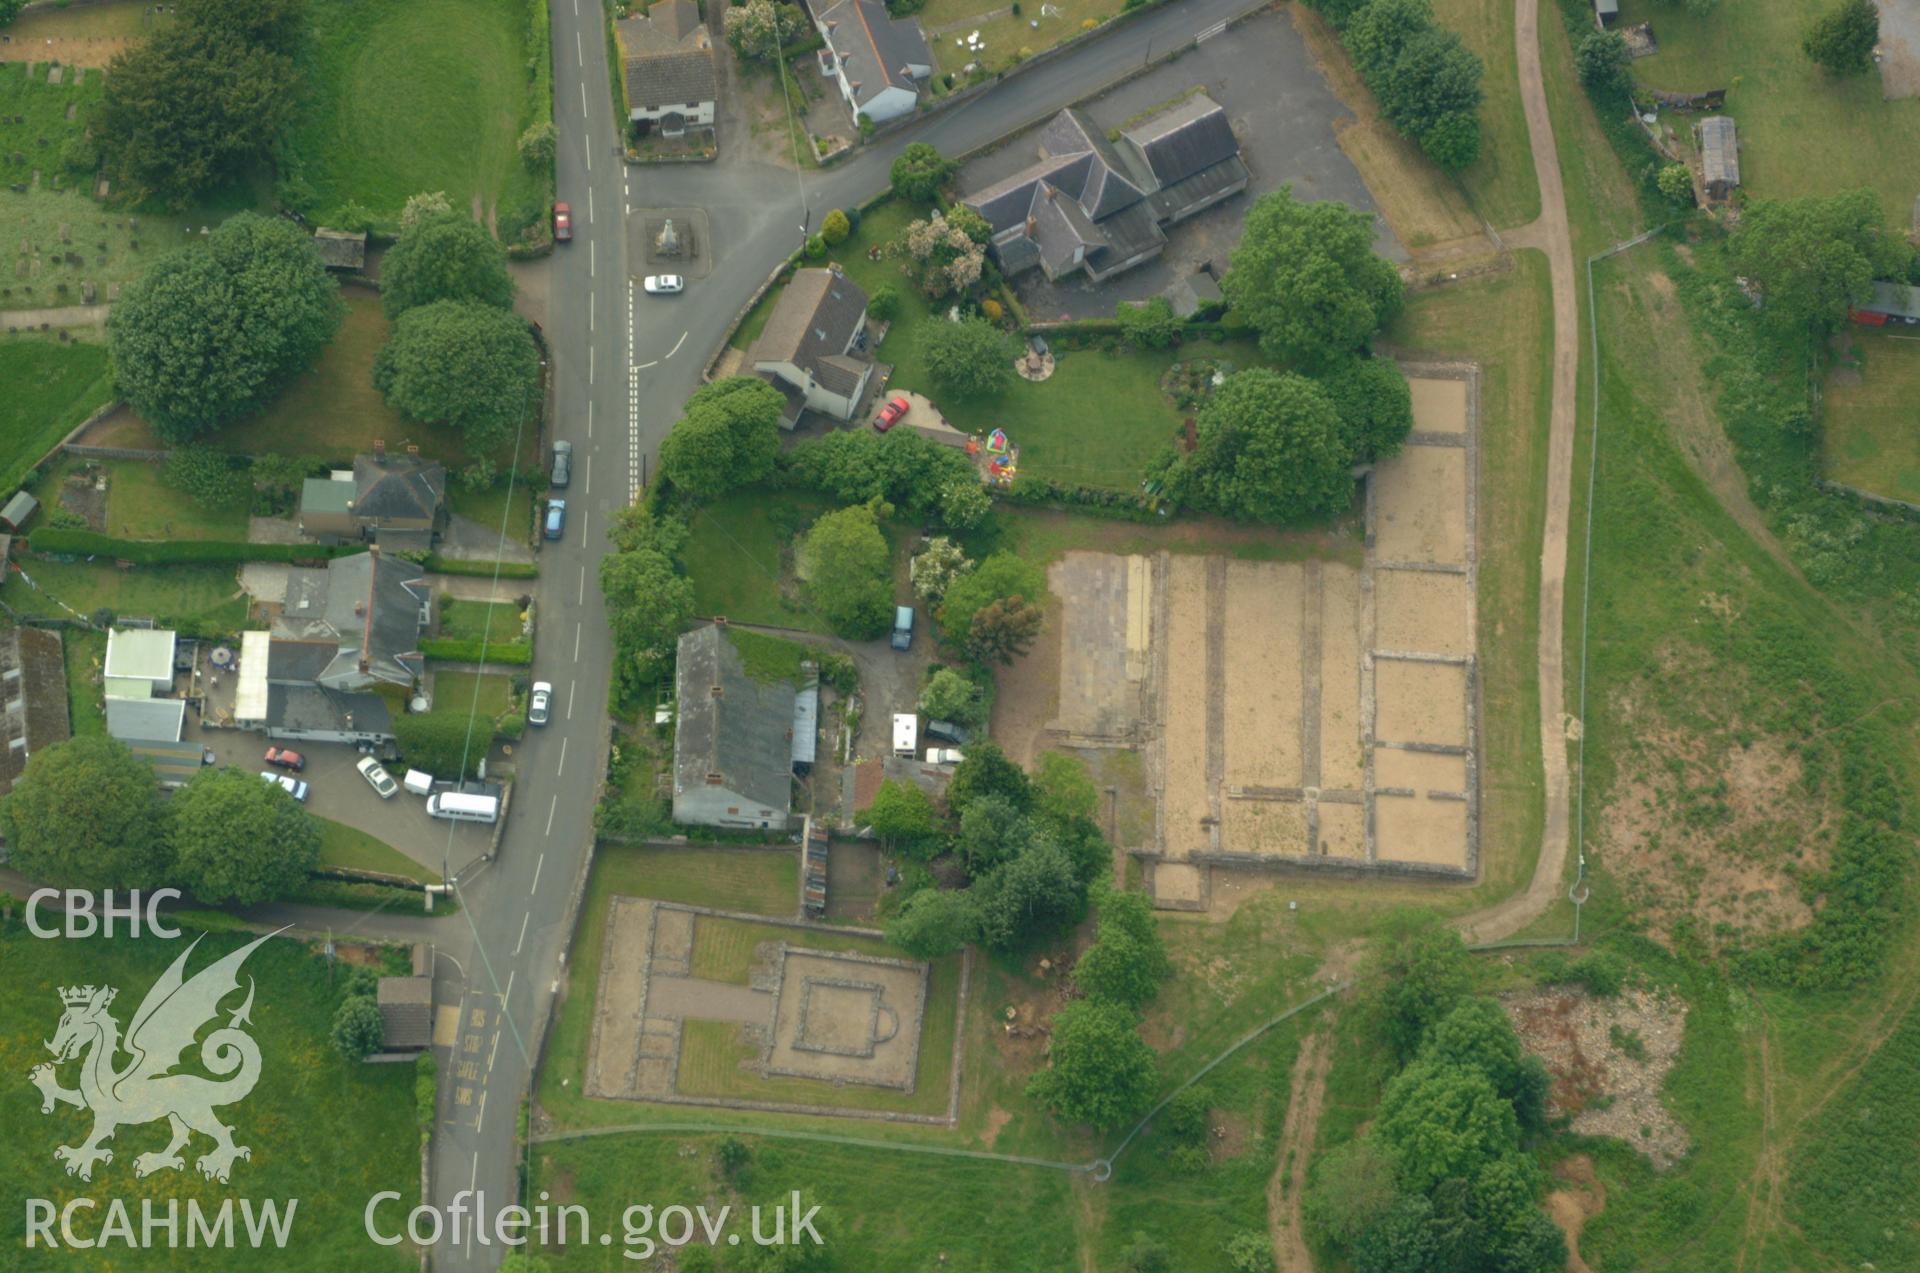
28, 931, 279, 1184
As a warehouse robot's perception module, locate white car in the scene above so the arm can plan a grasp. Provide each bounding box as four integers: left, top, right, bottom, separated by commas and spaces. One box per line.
926, 747, 965, 765
643, 274, 684, 295
356, 755, 398, 799
259, 771, 310, 802
529, 681, 553, 726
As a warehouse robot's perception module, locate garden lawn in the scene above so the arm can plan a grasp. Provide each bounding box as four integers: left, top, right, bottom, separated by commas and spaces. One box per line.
0, 922, 420, 1268
283, 0, 532, 226
0, 336, 113, 491
315, 816, 440, 883
1, 559, 247, 632
63, 628, 106, 737
683, 490, 833, 631
1616, 0, 1920, 222
438, 596, 526, 644
432, 670, 514, 719
916, 0, 1119, 77
105, 459, 250, 540
1432, 0, 1538, 229
447, 472, 538, 545
1822, 327, 1920, 505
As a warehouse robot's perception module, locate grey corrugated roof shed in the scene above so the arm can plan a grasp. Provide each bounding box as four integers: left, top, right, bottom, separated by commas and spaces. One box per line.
106, 696, 186, 743
1700, 115, 1738, 188
0, 491, 38, 529
1866, 280, 1920, 320
673, 626, 796, 816
792, 668, 819, 768
302, 476, 354, 516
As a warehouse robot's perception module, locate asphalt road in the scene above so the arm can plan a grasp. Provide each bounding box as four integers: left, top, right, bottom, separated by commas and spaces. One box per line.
424, 0, 1269, 1266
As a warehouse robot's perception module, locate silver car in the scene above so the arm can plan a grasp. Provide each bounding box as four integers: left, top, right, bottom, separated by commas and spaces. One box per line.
529, 681, 553, 726
356, 755, 398, 799
259, 771, 310, 802
551, 439, 572, 488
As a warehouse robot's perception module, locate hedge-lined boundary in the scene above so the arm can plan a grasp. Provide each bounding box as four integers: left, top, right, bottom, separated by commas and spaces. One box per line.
420, 555, 539, 578
420, 637, 532, 664
24, 529, 359, 565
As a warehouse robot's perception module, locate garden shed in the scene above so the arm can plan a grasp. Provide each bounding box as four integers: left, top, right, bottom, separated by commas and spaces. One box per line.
1699, 116, 1739, 200
0, 490, 37, 531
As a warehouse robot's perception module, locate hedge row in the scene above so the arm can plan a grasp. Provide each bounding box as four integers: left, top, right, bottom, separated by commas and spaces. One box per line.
420, 637, 533, 664
25, 529, 357, 565
1000, 476, 1167, 522
420, 555, 540, 578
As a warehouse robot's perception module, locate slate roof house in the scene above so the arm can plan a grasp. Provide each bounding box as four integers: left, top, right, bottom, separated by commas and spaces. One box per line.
748, 266, 876, 424
1699, 115, 1738, 201
298, 451, 448, 550
671, 625, 797, 830
815, 0, 931, 126
620, 0, 717, 135
961, 95, 1249, 284
238, 549, 429, 744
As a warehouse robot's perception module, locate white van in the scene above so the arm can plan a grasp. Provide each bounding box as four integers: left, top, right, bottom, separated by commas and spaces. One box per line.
426, 792, 500, 824
402, 769, 434, 797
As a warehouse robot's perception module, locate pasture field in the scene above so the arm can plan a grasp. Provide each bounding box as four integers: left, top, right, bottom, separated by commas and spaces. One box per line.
1821, 326, 1920, 505
0, 920, 420, 1269
0, 334, 112, 490
281, 0, 550, 231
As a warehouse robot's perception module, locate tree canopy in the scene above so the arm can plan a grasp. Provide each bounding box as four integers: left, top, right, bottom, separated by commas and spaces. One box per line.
938, 552, 1046, 646
802, 504, 894, 638
860, 777, 938, 854
380, 212, 515, 319
890, 142, 960, 202
1026, 999, 1158, 1129
600, 548, 695, 679
110, 212, 342, 442
974, 835, 1089, 950
1222, 187, 1404, 369
1321, 356, 1415, 463
1375, 1059, 1521, 1194
791, 428, 979, 514
945, 740, 1032, 816
1803, 0, 1879, 74
95, 0, 304, 205
1169, 369, 1355, 523
956, 793, 1033, 877
372, 300, 541, 451
1072, 886, 1171, 1010
659, 377, 785, 499
921, 317, 1016, 398
723, 0, 804, 60
1574, 30, 1633, 97
0, 736, 167, 889
919, 666, 987, 726
1370, 913, 1474, 1060
1729, 189, 1914, 338
885, 887, 982, 958
168, 766, 320, 905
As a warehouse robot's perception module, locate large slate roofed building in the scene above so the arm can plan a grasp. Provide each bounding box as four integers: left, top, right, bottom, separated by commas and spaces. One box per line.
671, 625, 796, 830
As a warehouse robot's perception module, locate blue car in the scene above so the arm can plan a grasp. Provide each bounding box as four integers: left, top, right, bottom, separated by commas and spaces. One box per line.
545, 499, 566, 540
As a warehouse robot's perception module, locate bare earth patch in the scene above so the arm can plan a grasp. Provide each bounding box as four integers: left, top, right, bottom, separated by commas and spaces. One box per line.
1504, 987, 1690, 1169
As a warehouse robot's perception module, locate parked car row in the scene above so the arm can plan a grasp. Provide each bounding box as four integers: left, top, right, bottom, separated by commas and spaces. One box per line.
256, 750, 403, 802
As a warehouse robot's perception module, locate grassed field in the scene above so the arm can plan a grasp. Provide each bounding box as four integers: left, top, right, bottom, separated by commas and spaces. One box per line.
1432, 0, 1539, 229
0, 921, 420, 1269
0, 334, 112, 490
1615, 0, 1920, 222
534, 1133, 1079, 1269
61, 628, 106, 737
315, 816, 440, 883
1, 558, 247, 632
1821, 327, 1920, 505
283, 0, 541, 227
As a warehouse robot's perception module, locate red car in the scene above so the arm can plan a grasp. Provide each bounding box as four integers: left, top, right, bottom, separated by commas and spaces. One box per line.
873, 396, 911, 433
264, 746, 305, 772
553, 202, 573, 242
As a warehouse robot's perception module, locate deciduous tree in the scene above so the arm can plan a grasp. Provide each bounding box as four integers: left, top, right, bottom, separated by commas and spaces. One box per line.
1222, 186, 1403, 368
331, 996, 386, 1061
860, 777, 937, 854
910, 536, 973, 604
1171, 369, 1354, 523
1420, 997, 1550, 1131
801, 504, 894, 638
1375, 1059, 1519, 1193
599, 548, 695, 677
723, 0, 804, 59
373, 300, 541, 452
886, 887, 982, 958
1730, 188, 1914, 338
966, 594, 1043, 665
945, 740, 1032, 816
921, 316, 1014, 396
1025, 998, 1157, 1129
1033, 750, 1098, 824
956, 793, 1032, 876
1072, 887, 1170, 1010
792, 428, 978, 512
380, 212, 515, 319
1574, 30, 1633, 97
889, 142, 959, 202
975, 836, 1088, 949
0, 736, 168, 889
919, 666, 986, 725
1369, 912, 1473, 1059
820, 208, 851, 245
1320, 355, 1414, 463
1803, 0, 1880, 76
658, 376, 785, 499
110, 212, 343, 441
938, 552, 1045, 645
168, 766, 320, 906
1117, 296, 1181, 348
